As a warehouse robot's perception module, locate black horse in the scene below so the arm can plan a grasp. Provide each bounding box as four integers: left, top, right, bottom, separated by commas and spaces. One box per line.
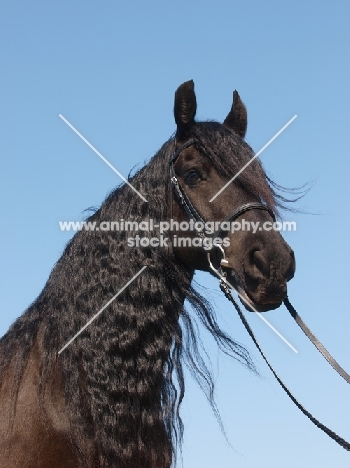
0, 80, 295, 467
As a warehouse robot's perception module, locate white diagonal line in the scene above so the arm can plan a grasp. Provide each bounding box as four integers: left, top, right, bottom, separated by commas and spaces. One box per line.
228, 282, 297, 353
58, 266, 147, 354
208, 264, 298, 353
59, 114, 148, 203
209, 115, 297, 202
251, 305, 297, 353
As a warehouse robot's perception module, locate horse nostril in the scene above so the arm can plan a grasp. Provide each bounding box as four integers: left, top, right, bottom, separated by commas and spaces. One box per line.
246, 246, 295, 282
249, 249, 269, 277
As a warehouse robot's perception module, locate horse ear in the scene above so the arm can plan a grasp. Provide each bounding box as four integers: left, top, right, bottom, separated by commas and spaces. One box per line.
223, 90, 247, 138
174, 80, 197, 140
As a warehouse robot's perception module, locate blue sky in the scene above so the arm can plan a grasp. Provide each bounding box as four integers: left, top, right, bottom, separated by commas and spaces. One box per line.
1, 1, 350, 466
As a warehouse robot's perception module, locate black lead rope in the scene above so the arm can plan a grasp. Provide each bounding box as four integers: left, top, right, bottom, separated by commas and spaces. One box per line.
219, 280, 350, 451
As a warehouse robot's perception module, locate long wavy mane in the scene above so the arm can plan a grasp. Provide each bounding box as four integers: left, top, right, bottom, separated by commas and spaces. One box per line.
0, 122, 292, 466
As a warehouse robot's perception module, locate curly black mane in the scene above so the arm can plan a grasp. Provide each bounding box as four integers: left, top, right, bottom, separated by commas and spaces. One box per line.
0, 122, 293, 467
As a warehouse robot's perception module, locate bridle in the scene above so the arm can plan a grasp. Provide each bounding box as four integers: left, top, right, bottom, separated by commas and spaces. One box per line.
170, 138, 350, 451
169, 139, 275, 271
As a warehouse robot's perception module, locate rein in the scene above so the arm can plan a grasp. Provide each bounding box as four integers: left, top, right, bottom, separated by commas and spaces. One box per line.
219, 277, 350, 451
283, 297, 350, 383
170, 139, 350, 451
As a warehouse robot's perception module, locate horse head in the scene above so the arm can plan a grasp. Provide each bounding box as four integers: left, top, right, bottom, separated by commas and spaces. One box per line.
171, 80, 295, 312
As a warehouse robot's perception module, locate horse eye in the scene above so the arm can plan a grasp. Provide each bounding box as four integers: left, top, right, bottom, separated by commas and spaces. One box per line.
185, 169, 201, 185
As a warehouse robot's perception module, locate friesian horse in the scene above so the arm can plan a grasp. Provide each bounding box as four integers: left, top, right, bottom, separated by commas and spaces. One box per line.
0, 80, 295, 467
